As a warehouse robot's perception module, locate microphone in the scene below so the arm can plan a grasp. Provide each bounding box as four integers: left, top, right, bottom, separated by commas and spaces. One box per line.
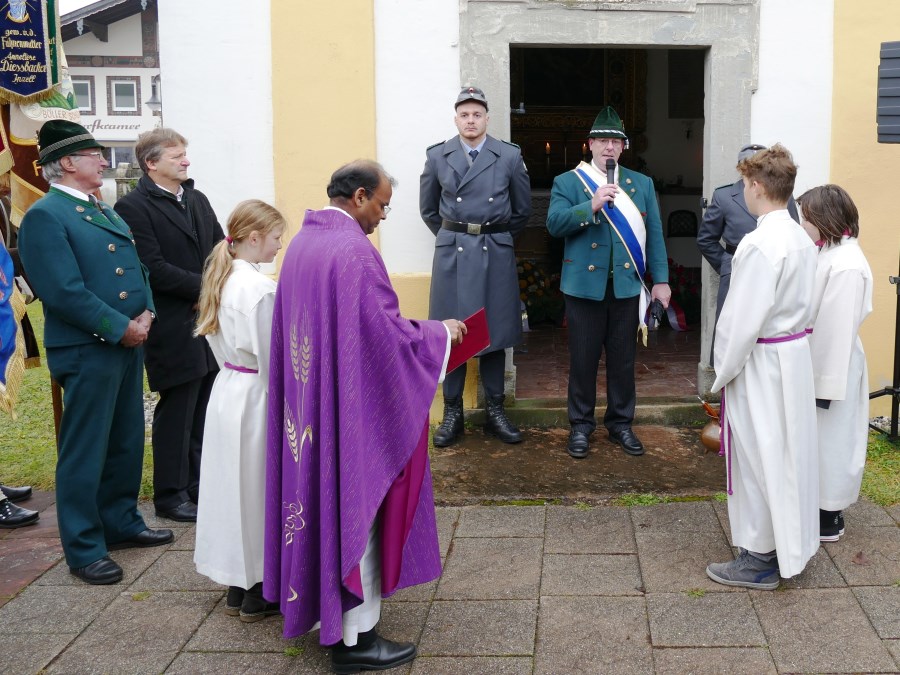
605, 158, 616, 185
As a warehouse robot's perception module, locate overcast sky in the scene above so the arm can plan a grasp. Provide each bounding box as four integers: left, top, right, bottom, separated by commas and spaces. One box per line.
59, 0, 102, 16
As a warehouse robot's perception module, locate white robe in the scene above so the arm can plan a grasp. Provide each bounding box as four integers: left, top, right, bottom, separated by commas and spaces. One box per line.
712, 210, 819, 578
808, 237, 873, 510
195, 260, 276, 588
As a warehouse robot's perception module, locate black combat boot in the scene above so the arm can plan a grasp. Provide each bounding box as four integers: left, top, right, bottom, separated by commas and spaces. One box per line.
433, 397, 464, 447
484, 395, 522, 444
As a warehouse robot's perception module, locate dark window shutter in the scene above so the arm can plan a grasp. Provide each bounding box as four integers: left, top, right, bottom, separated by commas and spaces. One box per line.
878, 41, 900, 143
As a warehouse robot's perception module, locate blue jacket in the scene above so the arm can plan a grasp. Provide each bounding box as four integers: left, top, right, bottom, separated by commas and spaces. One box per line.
547, 165, 668, 301
18, 189, 154, 348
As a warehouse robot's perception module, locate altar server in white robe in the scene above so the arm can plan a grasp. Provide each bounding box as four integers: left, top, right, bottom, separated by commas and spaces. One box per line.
797, 185, 873, 543
194, 200, 285, 621
706, 144, 819, 590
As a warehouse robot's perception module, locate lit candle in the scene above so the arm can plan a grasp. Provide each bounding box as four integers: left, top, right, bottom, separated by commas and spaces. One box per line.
545, 142, 550, 155
582, 143, 587, 155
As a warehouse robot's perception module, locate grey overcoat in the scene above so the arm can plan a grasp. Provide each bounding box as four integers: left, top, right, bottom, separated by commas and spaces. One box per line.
420, 134, 531, 352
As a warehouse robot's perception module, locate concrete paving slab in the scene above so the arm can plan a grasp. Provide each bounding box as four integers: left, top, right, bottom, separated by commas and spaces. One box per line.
853, 586, 900, 639
379, 599, 431, 645
47, 591, 220, 674
712, 499, 733, 546
0, 584, 119, 634
436, 507, 459, 558
0, 631, 76, 675
419, 600, 537, 656
824, 525, 900, 586
780, 547, 846, 589
545, 505, 636, 554
887, 504, 900, 524
436, 538, 542, 600
455, 505, 545, 538
411, 656, 534, 674
541, 554, 643, 596
129, 549, 225, 591
36, 544, 166, 587
652, 646, 777, 674
635, 531, 740, 593
887, 639, 900, 668
843, 499, 896, 527
630, 501, 723, 533
169, 526, 196, 551
387, 578, 438, 603
165, 652, 311, 674
535, 596, 652, 674
185, 597, 297, 652
0, 537, 63, 596
646, 591, 765, 646
752, 588, 897, 673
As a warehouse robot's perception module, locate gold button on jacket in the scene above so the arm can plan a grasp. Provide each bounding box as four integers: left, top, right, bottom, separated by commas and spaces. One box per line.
115, 268, 125, 276
588, 265, 596, 272
118, 291, 128, 300
108, 244, 116, 252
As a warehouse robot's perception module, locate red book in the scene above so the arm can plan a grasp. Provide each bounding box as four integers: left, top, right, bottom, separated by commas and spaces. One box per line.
446, 307, 490, 373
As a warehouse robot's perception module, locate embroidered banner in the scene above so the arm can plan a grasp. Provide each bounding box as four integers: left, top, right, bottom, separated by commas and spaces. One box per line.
0, 0, 61, 103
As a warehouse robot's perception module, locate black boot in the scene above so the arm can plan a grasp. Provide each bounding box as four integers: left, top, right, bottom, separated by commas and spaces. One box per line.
239, 582, 279, 623
331, 628, 417, 674
224, 586, 245, 616
433, 397, 464, 447
484, 395, 522, 444
0, 498, 38, 529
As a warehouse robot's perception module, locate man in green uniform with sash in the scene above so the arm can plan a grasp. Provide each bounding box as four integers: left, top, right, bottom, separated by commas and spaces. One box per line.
18, 121, 173, 585
547, 107, 670, 460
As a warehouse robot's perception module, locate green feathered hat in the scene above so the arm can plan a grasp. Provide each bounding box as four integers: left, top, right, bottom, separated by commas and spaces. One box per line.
36, 120, 104, 165
588, 106, 628, 140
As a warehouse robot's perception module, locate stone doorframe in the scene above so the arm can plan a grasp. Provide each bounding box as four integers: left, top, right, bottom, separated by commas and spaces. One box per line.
460, 0, 759, 399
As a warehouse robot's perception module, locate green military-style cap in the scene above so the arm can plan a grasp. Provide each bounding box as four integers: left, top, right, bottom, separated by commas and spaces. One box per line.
37, 120, 104, 165
588, 106, 627, 140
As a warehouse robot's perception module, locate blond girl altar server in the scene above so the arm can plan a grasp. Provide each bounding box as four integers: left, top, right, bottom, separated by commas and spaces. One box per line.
194, 200, 285, 620
798, 185, 873, 542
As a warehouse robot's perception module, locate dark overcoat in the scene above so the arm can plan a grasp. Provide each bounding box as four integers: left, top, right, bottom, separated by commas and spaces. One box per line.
115, 175, 223, 391
420, 134, 531, 352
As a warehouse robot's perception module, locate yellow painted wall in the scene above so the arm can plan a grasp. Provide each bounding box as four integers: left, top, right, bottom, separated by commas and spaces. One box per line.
270, 1, 379, 256
832, 0, 900, 416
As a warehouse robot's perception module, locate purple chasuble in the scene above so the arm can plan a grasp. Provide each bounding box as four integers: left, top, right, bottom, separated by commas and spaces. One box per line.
264, 208, 447, 643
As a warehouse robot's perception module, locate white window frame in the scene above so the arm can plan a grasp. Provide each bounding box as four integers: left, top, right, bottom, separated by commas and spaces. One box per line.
111, 79, 138, 112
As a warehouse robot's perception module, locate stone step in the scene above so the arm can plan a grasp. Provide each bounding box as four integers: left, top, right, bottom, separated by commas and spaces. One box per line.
464, 399, 712, 428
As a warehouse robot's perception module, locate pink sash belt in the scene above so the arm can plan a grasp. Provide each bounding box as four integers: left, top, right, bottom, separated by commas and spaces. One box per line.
756, 328, 812, 344
224, 361, 258, 374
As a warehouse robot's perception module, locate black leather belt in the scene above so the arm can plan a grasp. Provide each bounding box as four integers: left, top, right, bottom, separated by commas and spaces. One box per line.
724, 242, 738, 255
441, 219, 510, 235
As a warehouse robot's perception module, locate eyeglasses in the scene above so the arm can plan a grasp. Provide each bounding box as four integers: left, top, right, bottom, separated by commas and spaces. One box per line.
71, 151, 104, 159
366, 191, 392, 215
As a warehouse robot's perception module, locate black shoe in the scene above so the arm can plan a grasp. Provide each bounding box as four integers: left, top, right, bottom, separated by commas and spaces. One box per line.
609, 427, 644, 456
820, 509, 845, 542
0, 484, 32, 503
0, 498, 39, 528
331, 632, 417, 674
108, 528, 174, 550
224, 586, 245, 616
484, 395, 523, 444
70, 556, 123, 585
567, 430, 590, 459
433, 397, 464, 447
155, 501, 197, 522
239, 582, 280, 623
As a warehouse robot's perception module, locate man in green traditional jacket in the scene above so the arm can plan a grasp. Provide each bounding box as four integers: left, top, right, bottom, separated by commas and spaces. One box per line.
18, 121, 173, 585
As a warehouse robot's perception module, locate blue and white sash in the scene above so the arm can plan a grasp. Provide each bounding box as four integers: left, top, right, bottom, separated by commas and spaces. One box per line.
572, 161, 651, 343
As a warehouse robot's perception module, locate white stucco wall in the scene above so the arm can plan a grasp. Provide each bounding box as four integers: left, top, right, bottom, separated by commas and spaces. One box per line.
374, 0, 460, 273
64, 12, 143, 56
156, 1, 274, 224
752, 0, 833, 194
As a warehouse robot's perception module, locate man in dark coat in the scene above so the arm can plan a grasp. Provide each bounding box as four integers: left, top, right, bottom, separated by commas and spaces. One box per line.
19, 120, 172, 584
115, 128, 224, 522
420, 86, 532, 447
696, 144, 800, 360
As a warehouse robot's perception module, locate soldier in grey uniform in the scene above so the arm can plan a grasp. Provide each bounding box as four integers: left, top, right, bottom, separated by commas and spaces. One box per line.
420, 86, 532, 447
697, 144, 800, 357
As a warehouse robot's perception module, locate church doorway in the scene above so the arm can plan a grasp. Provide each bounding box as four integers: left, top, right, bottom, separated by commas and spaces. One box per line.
509, 46, 707, 404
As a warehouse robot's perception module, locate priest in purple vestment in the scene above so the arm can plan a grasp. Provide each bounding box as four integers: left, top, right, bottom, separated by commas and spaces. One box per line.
265, 160, 467, 673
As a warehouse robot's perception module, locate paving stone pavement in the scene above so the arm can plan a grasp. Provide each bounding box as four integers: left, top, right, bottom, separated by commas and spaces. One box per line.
0, 497, 898, 674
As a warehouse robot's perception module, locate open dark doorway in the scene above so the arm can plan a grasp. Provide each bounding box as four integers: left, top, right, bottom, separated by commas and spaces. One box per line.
510, 46, 706, 403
